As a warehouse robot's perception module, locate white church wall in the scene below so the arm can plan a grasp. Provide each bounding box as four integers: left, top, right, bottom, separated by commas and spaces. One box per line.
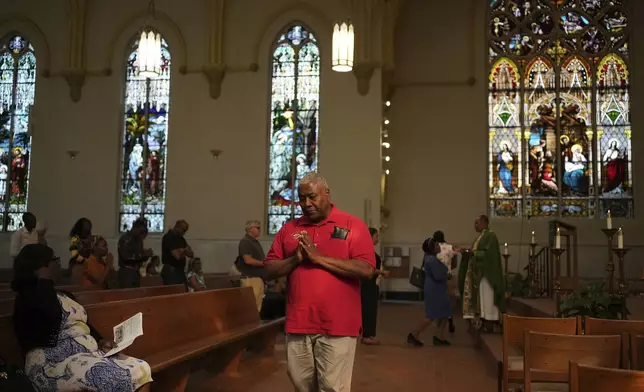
0, 0, 382, 270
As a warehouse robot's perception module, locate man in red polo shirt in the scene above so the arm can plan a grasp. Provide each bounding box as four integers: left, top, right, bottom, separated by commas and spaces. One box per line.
264, 173, 376, 392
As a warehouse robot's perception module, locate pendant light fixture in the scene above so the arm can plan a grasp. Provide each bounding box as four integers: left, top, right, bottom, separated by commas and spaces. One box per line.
332, 21, 354, 72
136, 0, 161, 78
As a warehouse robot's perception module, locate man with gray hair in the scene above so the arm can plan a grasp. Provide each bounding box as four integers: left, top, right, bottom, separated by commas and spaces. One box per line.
264, 172, 376, 392
236, 219, 267, 311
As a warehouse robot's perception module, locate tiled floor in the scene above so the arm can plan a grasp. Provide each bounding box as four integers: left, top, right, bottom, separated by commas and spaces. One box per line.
244, 302, 497, 392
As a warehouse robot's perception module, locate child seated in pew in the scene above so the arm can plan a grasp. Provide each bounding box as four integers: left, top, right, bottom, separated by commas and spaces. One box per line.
12, 244, 153, 392
141, 256, 161, 277
83, 235, 117, 289
186, 258, 207, 292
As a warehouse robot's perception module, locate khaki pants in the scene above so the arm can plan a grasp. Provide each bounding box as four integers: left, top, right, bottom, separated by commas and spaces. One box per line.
286, 334, 357, 392
241, 277, 265, 311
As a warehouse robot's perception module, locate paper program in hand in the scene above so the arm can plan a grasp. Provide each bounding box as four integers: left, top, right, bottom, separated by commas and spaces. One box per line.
103, 312, 143, 357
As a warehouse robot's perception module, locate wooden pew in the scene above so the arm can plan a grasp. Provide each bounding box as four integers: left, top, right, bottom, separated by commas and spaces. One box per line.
584, 317, 644, 368
502, 314, 578, 392
86, 287, 283, 391
0, 284, 187, 316
523, 331, 621, 392
205, 274, 241, 289
140, 274, 239, 289
631, 335, 644, 370
570, 362, 644, 392
140, 275, 163, 287
0, 283, 101, 300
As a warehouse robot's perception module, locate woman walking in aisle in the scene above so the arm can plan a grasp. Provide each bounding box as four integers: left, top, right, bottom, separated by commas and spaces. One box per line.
407, 237, 452, 347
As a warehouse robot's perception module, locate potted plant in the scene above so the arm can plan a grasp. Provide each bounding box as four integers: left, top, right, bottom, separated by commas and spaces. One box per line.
557, 282, 629, 332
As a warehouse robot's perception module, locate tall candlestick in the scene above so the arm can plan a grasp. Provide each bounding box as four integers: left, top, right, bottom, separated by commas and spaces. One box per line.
618, 228, 624, 249
555, 227, 561, 249
504, 242, 508, 255
607, 210, 612, 229
531, 231, 535, 244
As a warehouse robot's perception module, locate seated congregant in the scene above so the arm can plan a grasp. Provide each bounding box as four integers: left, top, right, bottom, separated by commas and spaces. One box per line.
12, 243, 153, 391
83, 235, 116, 288
186, 258, 207, 292
68, 217, 93, 284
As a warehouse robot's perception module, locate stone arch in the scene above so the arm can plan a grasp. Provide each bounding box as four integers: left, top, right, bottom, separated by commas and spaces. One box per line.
104, 10, 188, 76
0, 16, 51, 77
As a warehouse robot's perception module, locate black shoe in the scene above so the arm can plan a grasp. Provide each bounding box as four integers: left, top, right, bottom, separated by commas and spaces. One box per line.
448, 318, 455, 333
433, 336, 451, 346
407, 333, 423, 347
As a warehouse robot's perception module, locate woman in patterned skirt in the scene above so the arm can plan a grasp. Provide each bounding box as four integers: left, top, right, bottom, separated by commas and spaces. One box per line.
12, 244, 153, 391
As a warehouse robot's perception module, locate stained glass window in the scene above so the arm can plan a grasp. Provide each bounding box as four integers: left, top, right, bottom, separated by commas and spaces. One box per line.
0, 35, 36, 231
119, 31, 171, 232
488, 0, 632, 218
267, 25, 320, 234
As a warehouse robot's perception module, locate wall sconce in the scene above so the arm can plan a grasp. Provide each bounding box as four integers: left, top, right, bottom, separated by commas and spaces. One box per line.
66, 150, 79, 159
209, 149, 223, 159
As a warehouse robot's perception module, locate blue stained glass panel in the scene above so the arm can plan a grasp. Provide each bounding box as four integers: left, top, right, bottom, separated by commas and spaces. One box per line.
119, 32, 171, 233
268, 25, 320, 234
0, 36, 35, 231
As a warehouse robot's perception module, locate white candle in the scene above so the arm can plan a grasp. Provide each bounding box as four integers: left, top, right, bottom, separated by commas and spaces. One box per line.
555, 228, 561, 249
607, 210, 613, 229
618, 228, 624, 249
531, 231, 536, 244
504, 243, 509, 255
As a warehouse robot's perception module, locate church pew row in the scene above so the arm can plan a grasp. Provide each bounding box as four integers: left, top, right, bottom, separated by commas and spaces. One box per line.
0, 287, 284, 392
502, 314, 578, 392
583, 317, 644, 369
0, 274, 241, 315
569, 362, 644, 392
0, 283, 102, 300
523, 331, 622, 392
0, 284, 187, 316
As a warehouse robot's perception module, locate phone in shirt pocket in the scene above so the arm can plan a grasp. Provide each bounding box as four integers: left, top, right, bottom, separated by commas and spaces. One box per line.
331, 226, 350, 240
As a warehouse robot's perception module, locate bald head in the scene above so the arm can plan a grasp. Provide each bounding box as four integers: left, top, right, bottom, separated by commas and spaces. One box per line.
298, 172, 332, 222
474, 214, 489, 233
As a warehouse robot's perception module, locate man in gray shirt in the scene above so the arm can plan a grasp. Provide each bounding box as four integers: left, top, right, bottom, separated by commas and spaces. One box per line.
236, 219, 267, 311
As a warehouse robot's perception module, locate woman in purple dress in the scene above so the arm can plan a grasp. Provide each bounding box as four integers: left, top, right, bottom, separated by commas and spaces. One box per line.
407, 237, 452, 347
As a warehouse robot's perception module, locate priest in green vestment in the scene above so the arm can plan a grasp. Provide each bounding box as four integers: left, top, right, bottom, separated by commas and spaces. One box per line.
460, 214, 506, 323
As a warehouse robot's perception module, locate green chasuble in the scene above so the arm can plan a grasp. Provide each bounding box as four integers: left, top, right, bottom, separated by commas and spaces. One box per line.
460, 230, 506, 316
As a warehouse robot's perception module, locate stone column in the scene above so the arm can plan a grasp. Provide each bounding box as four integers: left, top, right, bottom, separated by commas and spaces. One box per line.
64, 0, 88, 102
203, 0, 227, 99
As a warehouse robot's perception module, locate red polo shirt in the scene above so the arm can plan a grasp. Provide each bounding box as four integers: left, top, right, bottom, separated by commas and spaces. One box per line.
265, 206, 375, 336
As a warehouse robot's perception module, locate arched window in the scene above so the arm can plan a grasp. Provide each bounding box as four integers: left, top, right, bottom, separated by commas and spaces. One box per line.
0, 35, 36, 231
267, 24, 320, 234
488, 0, 632, 218
119, 30, 171, 232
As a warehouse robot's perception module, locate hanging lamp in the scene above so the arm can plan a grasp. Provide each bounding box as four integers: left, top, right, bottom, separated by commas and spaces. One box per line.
332, 21, 354, 72
136, 0, 161, 78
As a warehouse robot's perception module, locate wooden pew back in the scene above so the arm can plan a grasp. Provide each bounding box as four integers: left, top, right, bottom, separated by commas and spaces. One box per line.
0, 285, 185, 316
0, 284, 101, 300
204, 275, 240, 289
570, 362, 644, 392
502, 315, 578, 392
585, 317, 644, 368
524, 331, 621, 390
85, 287, 260, 363
631, 335, 644, 371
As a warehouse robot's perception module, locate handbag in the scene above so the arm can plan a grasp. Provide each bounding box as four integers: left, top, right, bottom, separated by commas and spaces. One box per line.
409, 260, 425, 290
